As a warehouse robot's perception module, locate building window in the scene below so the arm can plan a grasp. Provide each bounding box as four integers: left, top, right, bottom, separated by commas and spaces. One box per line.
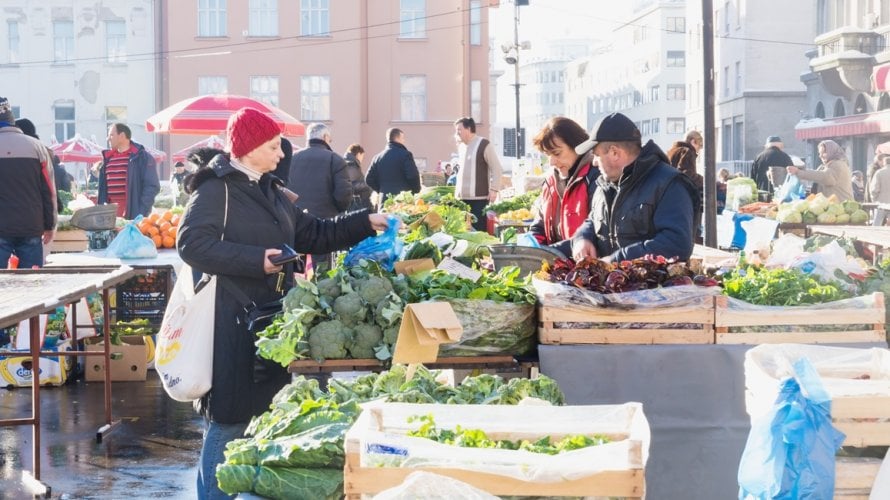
735, 61, 741, 94
54, 102, 76, 141
400, 0, 426, 39
250, 76, 279, 106
470, 0, 481, 45
54, 21, 74, 64
722, 118, 732, 160
249, 0, 278, 36
7, 20, 20, 64
651, 118, 660, 133
301, 75, 331, 120
105, 106, 127, 129
666, 17, 685, 33
648, 85, 660, 103
106, 20, 127, 63
641, 120, 651, 135
470, 80, 482, 122
724, 1, 730, 34
723, 66, 730, 97
815, 101, 825, 118
666, 50, 685, 67
198, 76, 228, 95
400, 75, 426, 121
732, 116, 744, 161
198, 0, 227, 37
667, 117, 685, 134
667, 84, 685, 100
301, 0, 330, 36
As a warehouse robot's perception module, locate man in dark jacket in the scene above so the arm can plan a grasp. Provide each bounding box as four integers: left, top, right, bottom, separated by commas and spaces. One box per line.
365, 127, 421, 206
571, 112, 698, 262
751, 135, 793, 195
98, 123, 160, 219
287, 123, 353, 270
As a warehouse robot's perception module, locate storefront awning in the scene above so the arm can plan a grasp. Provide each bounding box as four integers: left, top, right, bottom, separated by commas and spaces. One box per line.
795, 109, 890, 140
874, 63, 890, 92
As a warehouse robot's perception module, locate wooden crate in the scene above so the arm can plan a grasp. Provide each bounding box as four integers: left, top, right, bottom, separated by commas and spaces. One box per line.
714, 293, 886, 345
49, 229, 88, 253
538, 296, 715, 345
343, 402, 648, 499
835, 457, 883, 499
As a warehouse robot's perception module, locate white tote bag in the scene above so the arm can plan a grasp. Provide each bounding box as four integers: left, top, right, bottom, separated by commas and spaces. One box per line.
155, 265, 216, 402
155, 182, 228, 402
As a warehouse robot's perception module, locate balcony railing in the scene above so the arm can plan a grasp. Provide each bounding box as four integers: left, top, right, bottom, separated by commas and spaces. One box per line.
817, 28, 883, 57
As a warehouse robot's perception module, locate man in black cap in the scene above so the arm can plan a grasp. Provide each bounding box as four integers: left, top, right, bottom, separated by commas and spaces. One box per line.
751, 135, 792, 194
571, 112, 699, 262
0, 97, 57, 268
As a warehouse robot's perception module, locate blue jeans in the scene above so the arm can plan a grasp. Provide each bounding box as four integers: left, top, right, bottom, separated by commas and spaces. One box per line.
0, 235, 44, 269
197, 419, 248, 499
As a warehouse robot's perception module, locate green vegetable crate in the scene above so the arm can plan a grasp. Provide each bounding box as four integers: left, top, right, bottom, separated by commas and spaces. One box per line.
537, 295, 716, 345
343, 402, 648, 498
714, 292, 886, 345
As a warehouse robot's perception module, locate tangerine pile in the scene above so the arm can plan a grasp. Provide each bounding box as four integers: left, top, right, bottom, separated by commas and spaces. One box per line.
137, 211, 180, 249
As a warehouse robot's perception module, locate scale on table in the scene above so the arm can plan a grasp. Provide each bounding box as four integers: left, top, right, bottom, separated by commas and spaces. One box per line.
70, 204, 118, 250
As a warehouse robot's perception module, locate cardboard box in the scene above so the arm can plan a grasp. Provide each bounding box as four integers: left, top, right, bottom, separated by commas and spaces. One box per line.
84, 335, 148, 382
392, 302, 462, 364
0, 339, 74, 387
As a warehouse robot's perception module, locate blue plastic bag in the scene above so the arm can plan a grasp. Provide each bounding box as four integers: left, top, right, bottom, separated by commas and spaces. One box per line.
738, 357, 846, 500
776, 174, 806, 203
344, 215, 402, 271
106, 216, 158, 259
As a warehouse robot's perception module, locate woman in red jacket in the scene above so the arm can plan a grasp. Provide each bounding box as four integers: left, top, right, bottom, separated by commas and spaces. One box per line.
528, 116, 600, 257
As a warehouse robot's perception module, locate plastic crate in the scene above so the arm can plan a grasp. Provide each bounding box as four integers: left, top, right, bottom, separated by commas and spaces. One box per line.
115, 270, 170, 327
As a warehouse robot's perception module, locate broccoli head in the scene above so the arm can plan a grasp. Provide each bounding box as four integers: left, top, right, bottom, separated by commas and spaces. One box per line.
382, 326, 400, 346
307, 319, 352, 361
332, 292, 366, 326
316, 277, 342, 302
373, 292, 404, 328
357, 275, 394, 305
347, 323, 383, 359
282, 279, 318, 312
371, 365, 407, 396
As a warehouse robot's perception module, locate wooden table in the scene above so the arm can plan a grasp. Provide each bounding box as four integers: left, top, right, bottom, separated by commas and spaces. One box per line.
289, 355, 537, 377
809, 225, 890, 263
0, 266, 137, 497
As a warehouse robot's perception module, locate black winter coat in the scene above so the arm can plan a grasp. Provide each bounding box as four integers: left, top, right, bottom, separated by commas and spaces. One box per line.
365, 142, 421, 204
751, 146, 792, 193
177, 154, 374, 424
98, 142, 160, 219
344, 152, 373, 211
287, 139, 352, 218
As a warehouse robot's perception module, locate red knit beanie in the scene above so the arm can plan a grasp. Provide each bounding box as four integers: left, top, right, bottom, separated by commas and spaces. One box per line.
226, 107, 282, 157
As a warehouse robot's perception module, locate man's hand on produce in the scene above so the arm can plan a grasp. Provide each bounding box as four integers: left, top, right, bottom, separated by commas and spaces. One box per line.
572, 239, 597, 261
369, 214, 391, 231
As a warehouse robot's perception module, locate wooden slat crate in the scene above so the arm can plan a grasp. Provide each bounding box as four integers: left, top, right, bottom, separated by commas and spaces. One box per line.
48, 229, 88, 253
715, 293, 886, 345
835, 457, 882, 499
538, 296, 715, 345
343, 402, 648, 499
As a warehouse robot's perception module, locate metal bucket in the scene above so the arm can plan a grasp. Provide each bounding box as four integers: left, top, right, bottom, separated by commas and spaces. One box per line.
486, 244, 565, 275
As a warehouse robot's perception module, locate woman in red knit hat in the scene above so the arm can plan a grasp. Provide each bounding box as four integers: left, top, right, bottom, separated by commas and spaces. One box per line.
176, 107, 391, 499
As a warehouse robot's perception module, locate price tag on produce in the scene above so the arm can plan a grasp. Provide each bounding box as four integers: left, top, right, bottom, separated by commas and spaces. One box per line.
436, 257, 482, 282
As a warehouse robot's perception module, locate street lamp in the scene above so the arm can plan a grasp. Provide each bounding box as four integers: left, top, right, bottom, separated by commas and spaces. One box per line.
502, 1, 529, 160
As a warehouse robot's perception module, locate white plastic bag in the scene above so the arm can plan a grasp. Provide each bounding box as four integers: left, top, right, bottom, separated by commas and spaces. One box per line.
155, 263, 215, 402
372, 471, 499, 500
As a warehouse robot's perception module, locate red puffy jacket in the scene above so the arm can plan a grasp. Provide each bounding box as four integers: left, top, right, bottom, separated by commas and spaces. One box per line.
530, 159, 599, 246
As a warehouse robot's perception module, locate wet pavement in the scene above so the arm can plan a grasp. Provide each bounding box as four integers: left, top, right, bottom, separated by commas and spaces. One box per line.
1, 375, 203, 499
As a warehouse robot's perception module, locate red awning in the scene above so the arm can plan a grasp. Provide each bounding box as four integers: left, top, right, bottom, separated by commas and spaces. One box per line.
875, 63, 890, 92
795, 110, 890, 140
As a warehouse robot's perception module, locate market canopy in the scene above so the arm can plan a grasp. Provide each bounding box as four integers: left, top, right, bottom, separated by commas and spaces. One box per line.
50, 134, 104, 163
794, 109, 890, 140
145, 94, 305, 137
171, 135, 226, 162
142, 144, 167, 163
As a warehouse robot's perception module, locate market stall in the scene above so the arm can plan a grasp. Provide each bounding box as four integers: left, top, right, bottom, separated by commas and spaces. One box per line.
0, 266, 137, 495
809, 224, 890, 263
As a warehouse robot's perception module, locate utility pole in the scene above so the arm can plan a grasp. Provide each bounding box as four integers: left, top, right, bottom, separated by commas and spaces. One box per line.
702, 0, 717, 247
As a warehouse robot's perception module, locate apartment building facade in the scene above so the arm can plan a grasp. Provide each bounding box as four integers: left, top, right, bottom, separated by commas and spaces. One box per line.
161, 0, 494, 174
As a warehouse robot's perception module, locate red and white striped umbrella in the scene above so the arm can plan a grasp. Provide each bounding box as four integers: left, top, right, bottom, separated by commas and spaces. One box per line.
50, 134, 104, 163
171, 135, 227, 162
145, 94, 305, 137
143, 144, 167, 163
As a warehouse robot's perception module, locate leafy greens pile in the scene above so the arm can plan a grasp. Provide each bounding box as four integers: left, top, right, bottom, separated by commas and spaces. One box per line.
216, 366, 566, 498
722, 266, 852, 306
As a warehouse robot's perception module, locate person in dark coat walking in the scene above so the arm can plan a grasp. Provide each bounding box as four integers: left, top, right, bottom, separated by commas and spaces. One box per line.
287, 123, 353, 271
365, 127, 421, 207
666, 138, 704, 243
177, 108, 390, 499
751, 136, 793, 195
344, 143, 374, 211
571, 112, 698, 262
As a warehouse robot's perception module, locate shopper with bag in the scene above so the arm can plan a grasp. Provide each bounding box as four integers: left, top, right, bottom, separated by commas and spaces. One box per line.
175, 107, 391, 499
